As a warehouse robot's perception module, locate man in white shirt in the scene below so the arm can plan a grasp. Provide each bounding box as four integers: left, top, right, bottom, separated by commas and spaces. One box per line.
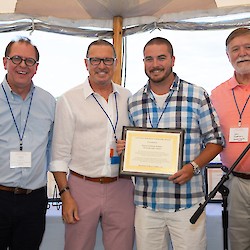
49, 39, 135, 250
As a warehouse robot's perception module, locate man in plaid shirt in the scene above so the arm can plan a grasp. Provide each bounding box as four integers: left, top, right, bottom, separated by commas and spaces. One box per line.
118, 37, 224, 250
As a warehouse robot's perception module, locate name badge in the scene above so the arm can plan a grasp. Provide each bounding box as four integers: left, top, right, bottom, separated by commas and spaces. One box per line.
10, 151, 32, 168
229, 127, 249, 142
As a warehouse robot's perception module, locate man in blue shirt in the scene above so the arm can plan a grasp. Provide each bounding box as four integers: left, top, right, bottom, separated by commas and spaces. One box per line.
0, 37, 56, 250
119, 37, 224, 250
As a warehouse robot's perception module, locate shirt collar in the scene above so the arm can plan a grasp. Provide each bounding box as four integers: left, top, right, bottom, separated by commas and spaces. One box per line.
2, 75, 35, 100
143, 72, 180, 96
226, 72, 250, 91
227, 73, 241, 90
83, 78, 119, 99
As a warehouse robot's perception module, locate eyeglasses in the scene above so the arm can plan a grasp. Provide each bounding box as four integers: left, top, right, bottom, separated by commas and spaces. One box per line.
6, 55, 38, 66
87, 57, 116, 66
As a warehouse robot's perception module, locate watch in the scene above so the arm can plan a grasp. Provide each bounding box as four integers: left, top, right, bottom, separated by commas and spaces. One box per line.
190, 161, 200, 175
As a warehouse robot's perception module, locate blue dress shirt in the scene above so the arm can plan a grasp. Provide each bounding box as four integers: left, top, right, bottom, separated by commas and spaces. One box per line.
0, 77, 56, 190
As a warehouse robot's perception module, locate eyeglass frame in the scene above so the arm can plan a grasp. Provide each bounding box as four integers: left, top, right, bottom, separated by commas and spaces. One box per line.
6, 55, 38, 66
86, 57, 116, 66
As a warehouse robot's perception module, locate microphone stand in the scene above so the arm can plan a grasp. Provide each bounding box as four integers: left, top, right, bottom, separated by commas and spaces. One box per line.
190, 142, 250, 250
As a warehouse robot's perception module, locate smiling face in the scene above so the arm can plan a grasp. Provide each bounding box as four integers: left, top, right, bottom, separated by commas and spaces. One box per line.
227, 33, 250, 75
3, 41, 38, 97
85, 44, 116, 88
144, 43, 175, 86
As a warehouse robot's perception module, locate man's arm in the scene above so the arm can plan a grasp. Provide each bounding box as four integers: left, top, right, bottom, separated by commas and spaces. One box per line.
53, 171, 80, 224
168, 143, 223, 185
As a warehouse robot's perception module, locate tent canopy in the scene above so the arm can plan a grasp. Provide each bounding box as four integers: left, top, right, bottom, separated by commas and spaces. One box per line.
1, 0, 250, 36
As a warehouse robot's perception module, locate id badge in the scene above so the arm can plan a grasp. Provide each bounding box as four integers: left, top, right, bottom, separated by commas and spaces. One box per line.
110, 141, 120, 165
10, 151, 32, 168
229, 127, 249, 142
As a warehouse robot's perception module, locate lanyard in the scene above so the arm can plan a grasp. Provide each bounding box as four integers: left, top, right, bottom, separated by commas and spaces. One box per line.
147, 90, 174, 128
92, 92, 119, 142
2, 84, 34, 151
232, 89, 250, 127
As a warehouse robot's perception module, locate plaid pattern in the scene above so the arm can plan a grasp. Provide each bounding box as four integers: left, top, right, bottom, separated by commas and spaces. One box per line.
128, 74, 224, 211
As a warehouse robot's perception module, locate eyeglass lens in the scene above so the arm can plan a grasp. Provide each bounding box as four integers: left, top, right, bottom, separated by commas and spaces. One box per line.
89, 58, 115, 66
7, 56, 37, 66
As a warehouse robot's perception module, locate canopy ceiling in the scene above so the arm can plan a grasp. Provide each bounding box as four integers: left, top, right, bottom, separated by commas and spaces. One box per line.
1, 0, 250, 37
2, 0, 226, 20
2, 0, 250, 21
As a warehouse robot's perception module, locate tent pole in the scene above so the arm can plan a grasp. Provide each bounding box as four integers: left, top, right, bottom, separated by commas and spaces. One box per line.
113, 16, 123, 85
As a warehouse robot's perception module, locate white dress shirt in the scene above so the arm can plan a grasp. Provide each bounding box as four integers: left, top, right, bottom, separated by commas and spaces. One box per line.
49, 79, 131, 177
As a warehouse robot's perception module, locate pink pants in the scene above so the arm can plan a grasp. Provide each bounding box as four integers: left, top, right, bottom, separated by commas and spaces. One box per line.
65, 174, 135, 250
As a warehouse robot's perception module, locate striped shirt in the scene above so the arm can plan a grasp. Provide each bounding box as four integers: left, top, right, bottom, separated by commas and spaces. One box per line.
128, 74, 224, 212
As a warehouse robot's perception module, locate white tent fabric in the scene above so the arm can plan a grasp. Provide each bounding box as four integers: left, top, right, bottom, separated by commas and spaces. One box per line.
0, 0, 250, 37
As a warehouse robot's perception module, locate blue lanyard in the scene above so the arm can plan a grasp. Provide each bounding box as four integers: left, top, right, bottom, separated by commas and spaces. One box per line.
2, 84, 34, 151
232, 89, 250, 127
148, 90, 174, 128
92, 92, 119, 142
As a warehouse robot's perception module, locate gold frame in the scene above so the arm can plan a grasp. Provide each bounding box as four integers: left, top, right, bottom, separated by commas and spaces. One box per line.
119, 126, 184, 178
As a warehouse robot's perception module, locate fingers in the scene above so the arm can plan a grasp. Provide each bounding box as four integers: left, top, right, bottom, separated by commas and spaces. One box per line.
168, 175, 188, 185
62, 209, 80, 224
73, 209, 80, 222
168, 172, 184, 184
168, 164, 193, 185
116, 140, 126, 155
61, 195, 80, 224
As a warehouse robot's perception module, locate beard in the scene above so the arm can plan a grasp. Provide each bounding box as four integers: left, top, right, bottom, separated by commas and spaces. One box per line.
232, 56, 250, 75
145, 67, 173, 84
234, 64, 250, 75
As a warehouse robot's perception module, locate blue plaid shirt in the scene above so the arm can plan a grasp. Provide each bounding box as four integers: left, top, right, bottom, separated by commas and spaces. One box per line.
128, 74, 224, 211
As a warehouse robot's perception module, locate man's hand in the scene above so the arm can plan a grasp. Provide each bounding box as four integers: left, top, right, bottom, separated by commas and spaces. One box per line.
61, 191, 80, 224
116, 139, 126, 156
168, 163, 194, 185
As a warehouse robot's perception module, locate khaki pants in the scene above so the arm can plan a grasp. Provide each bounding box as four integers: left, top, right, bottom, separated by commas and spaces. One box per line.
226, 176, 250, 250
135, 203, 206, 250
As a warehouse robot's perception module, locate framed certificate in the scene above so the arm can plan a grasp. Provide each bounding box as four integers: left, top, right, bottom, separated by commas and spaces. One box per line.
205, 163, 223, 202
119, 126, 184, 178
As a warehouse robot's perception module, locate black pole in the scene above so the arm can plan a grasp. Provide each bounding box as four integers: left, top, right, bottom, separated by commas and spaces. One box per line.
219, 184, 229, 250
190, 142, 250, 250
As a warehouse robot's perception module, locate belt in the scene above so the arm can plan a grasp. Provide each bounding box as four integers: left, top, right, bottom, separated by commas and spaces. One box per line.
221, 166, 250, 180
70, 170, 130, 184
232, 171, 250, 180
0, 185, 45, 195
